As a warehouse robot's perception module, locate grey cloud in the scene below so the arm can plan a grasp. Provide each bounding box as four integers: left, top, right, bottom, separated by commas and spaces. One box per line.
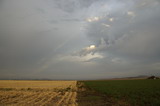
74, 38, 107, 56
72, 0, 160, 78
60, 18, 81, 22
85, 0, 160, 60
1, 0, 160, 80
48, 20, 59, 24
53, 0, 96, 13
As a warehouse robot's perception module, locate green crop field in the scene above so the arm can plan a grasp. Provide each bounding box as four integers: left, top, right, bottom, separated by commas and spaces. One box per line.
82, 79, 160, 106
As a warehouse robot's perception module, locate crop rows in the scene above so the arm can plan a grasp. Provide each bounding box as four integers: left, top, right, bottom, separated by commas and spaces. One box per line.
0, 81, 77, 106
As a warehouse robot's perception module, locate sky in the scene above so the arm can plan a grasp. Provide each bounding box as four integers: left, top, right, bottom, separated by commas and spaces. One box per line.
0, 0, 160, 80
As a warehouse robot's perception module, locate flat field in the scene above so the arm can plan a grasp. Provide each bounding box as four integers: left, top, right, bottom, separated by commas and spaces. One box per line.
81, 79, 160, 106
0, 80, 77, 106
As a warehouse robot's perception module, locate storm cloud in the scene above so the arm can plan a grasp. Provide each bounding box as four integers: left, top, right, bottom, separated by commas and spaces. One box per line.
0, 0, 160, 79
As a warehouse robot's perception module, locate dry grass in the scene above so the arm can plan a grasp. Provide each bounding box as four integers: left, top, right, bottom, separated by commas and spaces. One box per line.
0, 80, 77, 106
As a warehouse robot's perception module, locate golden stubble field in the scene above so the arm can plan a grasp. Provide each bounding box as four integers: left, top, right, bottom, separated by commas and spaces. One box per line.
0, 80, 77, 106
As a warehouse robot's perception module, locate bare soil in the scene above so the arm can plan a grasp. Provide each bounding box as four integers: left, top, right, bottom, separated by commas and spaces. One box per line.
76, 82, 130, 106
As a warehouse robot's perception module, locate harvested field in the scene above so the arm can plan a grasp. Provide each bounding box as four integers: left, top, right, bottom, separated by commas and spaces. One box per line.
0, 80, 77, 106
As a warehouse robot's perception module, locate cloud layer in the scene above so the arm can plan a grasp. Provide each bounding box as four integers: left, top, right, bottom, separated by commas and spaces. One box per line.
0, 0, 160, 79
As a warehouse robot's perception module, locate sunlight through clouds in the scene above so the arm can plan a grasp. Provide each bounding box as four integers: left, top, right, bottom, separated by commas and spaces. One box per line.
89, 45, 96, 49
102, 23, 111, 28
86, 16, 100, 22
109, 18, 114, 22
1, 0, 160, 79
127, 11, 136, 18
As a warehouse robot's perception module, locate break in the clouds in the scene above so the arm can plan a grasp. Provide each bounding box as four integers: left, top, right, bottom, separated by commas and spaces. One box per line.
0, 0, 160, 80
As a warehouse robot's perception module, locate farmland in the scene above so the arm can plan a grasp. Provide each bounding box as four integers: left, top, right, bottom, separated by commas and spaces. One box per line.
0, 80, 77, 106
1, 80, 160, 106
79, 79, 160, 106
